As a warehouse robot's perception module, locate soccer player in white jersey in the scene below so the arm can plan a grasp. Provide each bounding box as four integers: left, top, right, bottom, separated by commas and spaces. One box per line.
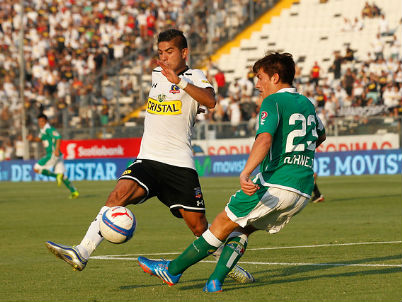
45, 29, 254, 284
137, 52, 326, 292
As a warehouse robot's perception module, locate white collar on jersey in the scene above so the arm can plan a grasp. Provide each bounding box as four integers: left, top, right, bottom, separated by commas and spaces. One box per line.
276, 87, 297, 94
39, 123, 51, 135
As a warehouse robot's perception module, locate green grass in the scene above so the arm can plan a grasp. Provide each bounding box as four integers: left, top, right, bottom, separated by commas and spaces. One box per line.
0, 175, 401, 302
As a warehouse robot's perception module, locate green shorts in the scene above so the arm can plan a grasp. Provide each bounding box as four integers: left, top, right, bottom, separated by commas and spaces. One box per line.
227, 177, 268, 218
37, 154, 52, 166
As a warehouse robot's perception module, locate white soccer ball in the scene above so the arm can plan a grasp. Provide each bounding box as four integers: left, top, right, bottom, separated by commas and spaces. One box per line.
100, 206, 136, 244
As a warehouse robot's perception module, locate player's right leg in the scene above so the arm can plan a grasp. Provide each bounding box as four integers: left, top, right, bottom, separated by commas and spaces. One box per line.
46, 162, 150, 270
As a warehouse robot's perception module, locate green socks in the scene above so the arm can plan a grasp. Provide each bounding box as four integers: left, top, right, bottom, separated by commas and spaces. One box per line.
41, 170, 76, 193
208, 234, 248, 283
62, 178, 76, 193
168, 230, 222, 275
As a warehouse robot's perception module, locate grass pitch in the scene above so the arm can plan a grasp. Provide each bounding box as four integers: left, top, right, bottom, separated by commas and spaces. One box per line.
0, 175, 401, 302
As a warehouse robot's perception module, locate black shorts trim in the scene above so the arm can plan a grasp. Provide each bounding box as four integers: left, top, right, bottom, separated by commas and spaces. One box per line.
170, 204, 206, 212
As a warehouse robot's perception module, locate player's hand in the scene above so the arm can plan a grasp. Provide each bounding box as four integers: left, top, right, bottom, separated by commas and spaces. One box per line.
54, 150, 60, 157
157, 59, 180, 84
240, 173, 259, 196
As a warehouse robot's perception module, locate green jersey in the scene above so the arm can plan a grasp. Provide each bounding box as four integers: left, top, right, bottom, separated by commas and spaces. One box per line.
256, 88, 325, 197
39, 123, 62, 156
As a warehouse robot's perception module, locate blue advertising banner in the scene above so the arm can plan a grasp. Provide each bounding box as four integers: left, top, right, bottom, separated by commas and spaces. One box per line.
0, 149, 401, 182
0, 158, 133, 182
314, 149, 402, 176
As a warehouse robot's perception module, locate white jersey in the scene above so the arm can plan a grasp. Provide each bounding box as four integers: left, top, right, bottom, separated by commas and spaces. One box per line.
137, 66, 213, 169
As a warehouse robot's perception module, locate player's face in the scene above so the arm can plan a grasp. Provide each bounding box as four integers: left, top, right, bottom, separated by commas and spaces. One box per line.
158, 40, 188, 73
255, 68, 278, 99
38, 117, 47, 129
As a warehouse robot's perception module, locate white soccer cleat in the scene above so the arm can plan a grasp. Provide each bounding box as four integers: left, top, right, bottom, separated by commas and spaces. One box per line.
45, 241, 87, 271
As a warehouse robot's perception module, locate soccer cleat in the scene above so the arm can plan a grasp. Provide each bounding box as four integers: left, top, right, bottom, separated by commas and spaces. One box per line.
227, 264, 255, 283
312, 195, 325, 203
137, 256, 181, 286
203, 279, 223, 293
45, 241, 87, 271
56, 173, 63, 186
69, 191, 80, 199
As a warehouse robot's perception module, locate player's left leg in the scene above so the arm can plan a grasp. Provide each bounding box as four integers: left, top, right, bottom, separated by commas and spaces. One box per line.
206, 224, 257, 290
34, 156, 57, 178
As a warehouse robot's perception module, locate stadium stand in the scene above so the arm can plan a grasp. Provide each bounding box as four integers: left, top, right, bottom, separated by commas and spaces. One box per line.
0, 0, 401, 159
208, 0, 401, 136
0, 0, 273, 140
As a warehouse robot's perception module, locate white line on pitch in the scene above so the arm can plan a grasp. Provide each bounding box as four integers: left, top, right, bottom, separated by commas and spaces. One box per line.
90, 256, 402, 268
247, 240, 402, 251
92, 240, 402, 258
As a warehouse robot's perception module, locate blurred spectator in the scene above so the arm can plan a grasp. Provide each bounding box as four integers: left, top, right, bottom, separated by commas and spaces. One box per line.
362, 2, 381, 18
378, 14, 390, 36
14, 135, 24, 160
246, 66, 255, 86
4, 139, 14, 160
227, 80, 241, 99
228, 96, 242, 134
334, 85, 348, 107
310, 61, 320, 86
214, 69, 227, 97
341, 17, 352, 32
352, 17, 364, 31
390, 35, 401, 60
238, 77, 254, 103
344, 46, 354, 62
315, 86, 327, 109
100, 97, 110, 126
342, 68, 356, 96
371, 33, 384, 60
329, 51, 342, 81
365, 73, 380, 105
383, 84, 401, 116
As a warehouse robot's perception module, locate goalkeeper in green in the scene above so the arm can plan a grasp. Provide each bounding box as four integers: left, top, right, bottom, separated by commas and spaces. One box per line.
28, 113, 79, 199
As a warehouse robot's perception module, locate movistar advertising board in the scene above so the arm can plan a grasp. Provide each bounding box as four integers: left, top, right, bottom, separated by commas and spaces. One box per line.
0, 150, 401, 182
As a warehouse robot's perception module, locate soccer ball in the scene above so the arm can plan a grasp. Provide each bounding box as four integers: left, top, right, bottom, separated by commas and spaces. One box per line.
100, 206, 136, 244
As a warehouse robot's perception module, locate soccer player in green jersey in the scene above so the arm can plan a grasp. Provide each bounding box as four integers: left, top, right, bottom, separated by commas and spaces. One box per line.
137, 52, 326, 292
28, 114, 79, 199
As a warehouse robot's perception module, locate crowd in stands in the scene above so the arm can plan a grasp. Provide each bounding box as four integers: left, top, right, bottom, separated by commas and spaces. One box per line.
198, 2, 402, 137
0, 0, 401, 159
0, 0, 271, 159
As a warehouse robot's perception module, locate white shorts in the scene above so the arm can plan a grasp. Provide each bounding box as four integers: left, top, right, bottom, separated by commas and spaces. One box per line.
34, 154, 65, 174
225, 187, 309, 234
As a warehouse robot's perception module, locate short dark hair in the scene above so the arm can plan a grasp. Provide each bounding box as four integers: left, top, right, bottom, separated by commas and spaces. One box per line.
253, 52, 295, 85
37, 113, 48, 120
157, 29, 188, 50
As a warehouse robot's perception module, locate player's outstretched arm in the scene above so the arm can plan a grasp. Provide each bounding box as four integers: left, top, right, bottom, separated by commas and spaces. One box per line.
27, 134, 41, 143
